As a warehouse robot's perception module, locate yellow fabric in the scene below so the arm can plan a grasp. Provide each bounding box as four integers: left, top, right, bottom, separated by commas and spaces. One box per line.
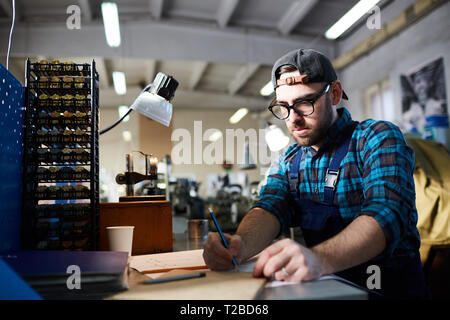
406, 138, 450, 265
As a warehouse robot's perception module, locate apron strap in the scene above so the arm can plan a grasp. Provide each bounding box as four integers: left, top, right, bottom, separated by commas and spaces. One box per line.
288, 147, 303, 199
323, 121, 358, 204
288, 121, 358, 204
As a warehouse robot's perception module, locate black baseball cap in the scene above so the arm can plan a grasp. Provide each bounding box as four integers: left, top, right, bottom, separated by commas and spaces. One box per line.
271, 48, 348, 100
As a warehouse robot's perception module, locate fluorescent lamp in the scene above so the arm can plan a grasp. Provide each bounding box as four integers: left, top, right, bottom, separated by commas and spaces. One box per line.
113, 71, 126, 95
118, 105, 130, 122
260, 81, 274, 96
208, 130, 222, 142
229, 108, 249, 124
101, 2, 121, 47
325, 0, 381, 40
122, 130, 132, 142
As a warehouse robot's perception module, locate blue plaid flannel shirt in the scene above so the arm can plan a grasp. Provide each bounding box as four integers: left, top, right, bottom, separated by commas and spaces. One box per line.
253, 108, 421, 264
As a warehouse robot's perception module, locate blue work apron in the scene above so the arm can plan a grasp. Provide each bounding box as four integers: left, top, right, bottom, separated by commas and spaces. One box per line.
288, 123, 428, 299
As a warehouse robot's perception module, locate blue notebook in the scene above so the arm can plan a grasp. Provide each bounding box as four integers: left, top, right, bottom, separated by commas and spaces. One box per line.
1, 251, 129, 299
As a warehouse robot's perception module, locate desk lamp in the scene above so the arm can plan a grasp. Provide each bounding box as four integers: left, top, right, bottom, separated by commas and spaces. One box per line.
100, 72, 178, 134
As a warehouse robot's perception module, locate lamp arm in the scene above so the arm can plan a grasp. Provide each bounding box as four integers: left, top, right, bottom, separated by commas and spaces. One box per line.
99, 107, 133, 135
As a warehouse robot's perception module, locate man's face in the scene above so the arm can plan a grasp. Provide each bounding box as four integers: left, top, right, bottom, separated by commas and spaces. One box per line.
413, 72, 429, 106
275, 71, 334, 149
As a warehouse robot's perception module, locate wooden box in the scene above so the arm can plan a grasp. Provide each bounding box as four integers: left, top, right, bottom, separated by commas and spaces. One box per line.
100, 201, 173, 255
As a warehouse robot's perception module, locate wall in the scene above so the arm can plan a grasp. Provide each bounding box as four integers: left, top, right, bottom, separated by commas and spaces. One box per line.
139, 115, 173, 161
337, 0, 450, 148
98, 108, 141, 201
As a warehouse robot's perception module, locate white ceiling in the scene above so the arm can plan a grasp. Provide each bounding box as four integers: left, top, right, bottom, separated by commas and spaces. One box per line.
0, 0, 394, 111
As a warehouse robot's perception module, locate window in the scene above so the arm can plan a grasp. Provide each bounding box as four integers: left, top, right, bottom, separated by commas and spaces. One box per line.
364, 78, 395, 122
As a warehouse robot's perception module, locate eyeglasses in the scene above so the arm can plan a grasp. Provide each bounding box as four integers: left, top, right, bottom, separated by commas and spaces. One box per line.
268, 83, 331, 120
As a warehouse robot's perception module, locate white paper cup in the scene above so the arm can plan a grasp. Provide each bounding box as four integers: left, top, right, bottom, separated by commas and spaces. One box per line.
106, 226, 135, 256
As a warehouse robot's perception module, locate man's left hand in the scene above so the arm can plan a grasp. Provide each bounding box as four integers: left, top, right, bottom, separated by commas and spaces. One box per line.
252, 238, 327, 282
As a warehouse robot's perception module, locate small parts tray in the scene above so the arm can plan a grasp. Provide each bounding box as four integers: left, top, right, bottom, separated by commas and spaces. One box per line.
36, 110, 90, 129
35, 148, 90, 164
35, 185, 90, 200
36, 236, 90, 251
31, 60, 91, 77
35, 218, 91, 238
35, 166, 90, 182
33, 129, 91, 145
31, 76, 90, 91
36, 94, 91, 112
36, 203, 91, 219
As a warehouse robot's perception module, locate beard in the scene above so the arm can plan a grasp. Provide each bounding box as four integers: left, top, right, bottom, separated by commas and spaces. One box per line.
291, 97, 334, 147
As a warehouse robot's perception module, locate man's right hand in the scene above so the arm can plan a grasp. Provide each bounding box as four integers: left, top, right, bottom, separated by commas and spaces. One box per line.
202, 232, 246, 270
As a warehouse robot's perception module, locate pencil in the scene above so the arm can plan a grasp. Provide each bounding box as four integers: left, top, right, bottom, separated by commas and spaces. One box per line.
207, 207, 239, 269
142, 265, 208, 274
143, 272, 206, 285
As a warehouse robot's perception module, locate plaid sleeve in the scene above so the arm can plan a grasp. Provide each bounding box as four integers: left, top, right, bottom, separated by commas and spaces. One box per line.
357, 121, 417, 256
251, 151, 297, 235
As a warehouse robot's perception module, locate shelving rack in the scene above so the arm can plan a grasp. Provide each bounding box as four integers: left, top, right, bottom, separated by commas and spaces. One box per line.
21, 59, 100, 251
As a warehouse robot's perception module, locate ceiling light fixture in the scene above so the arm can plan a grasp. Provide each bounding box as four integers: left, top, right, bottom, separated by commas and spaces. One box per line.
122, 130, 132, 142
118, 105, 130, 122
112, 71, 126, 95
260, 81, 274, 96
101, 2, 121, 47
325, 0, 381, 40
229, 108, 249, 124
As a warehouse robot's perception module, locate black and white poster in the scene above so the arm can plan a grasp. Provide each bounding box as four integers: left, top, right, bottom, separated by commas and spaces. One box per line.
400, 57, 448, 134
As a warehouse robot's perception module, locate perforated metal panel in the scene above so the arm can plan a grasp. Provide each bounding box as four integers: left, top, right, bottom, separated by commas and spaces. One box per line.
0, 63, 25, 252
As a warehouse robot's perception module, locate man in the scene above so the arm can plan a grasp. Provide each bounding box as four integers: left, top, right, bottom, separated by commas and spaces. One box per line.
203, 49, 427, 299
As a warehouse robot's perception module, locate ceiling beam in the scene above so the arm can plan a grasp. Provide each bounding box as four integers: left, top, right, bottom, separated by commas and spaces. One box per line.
0, 20, 333, 65
99, 85, 268, 111
0, 0, 12, 17
228, 63, 259, 95
216, 0, 240, 28
149, 0, 166, 20
0, 0, 22, 21
277, 0, 319, 35
77, 0, 93, 23
188, 61, 208, 91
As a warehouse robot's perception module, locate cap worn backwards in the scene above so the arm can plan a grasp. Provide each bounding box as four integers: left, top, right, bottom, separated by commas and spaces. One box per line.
271, 48, 348, 100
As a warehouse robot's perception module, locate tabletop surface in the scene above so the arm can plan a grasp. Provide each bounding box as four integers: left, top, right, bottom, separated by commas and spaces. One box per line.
127, 232, 369, 300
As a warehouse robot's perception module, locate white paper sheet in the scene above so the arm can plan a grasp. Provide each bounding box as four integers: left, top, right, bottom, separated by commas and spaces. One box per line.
264, 274, 359, 288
